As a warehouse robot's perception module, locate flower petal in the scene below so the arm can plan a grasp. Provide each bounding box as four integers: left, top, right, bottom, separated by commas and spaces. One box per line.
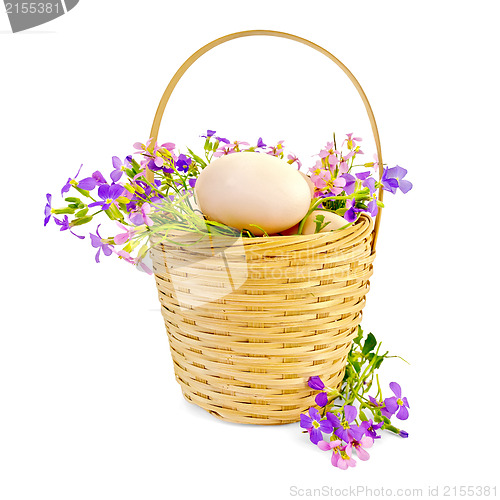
308, 376, 325, 390
109, 183, 125, 200
300, 414, 312, 429
309, 407, 320, 421
389, 382, 402, 398
110, 170, 123, 182
344, 405, 357, 423
319, 418, 333, 434
310, 428, 322, 445
384, 396, 399, 415
396, 405, 409, 421
315, 392, 328, 407
317, 440, 332, 451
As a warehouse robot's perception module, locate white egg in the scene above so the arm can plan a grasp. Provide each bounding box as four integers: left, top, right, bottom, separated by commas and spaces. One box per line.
195, 152, 312, 235
299, 171, 316, 198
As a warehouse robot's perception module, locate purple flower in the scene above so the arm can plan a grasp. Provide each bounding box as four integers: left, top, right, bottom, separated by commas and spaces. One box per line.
216, 136, 230, 144
383, 382, 410, 420
382, 166, 412, 194
188, 178, 197, 188
300, 407, 334, 444
359, 419, 383, 440
257, 137, 266, 149
44, 194, 52, 226
175, 154, 192, 173
111, 156, 131, 182
399, 430, 409, 438
90, 225, 113, 263
61, 164, 83, 196
201, 130, 216, 138
61, 164, 98, 194
308, 376, 325, 391
344, 198, 363, 223
88, 184, 125, 211
54, 215, 85, 239
327, 405, 364, 443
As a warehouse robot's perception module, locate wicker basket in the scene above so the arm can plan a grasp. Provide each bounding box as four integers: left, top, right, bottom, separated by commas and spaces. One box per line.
146, 30, 385, 425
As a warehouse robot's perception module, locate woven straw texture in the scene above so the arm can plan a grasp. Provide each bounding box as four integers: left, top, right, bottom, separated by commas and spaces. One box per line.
150, 213, 375, 424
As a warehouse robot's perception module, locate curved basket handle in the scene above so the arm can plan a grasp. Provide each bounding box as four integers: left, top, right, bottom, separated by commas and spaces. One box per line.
147, 30, 384, 250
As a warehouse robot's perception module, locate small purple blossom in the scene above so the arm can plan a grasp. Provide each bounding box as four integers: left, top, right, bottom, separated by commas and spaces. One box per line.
359, 419, 383, 440
399, 430, 409, 438
256, 137, 266, 149
175, 154, 192, 173
88, 184, 125, 211
308, 376, 325, 391
61, 164, 83, 196
344, 198, 363, 223
90, 225, 113, 263
383, 382, 410, 420
188, 178, 197, 188
300, 407, 334, 444
111, 156, 131, 182
44, 194, 52, 226
54, 215, 85, 239
327, 405, 364, 443
382, 166, 412, 194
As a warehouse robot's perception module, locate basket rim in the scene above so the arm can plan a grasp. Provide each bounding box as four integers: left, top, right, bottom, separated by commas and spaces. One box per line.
150, 213, 374, 247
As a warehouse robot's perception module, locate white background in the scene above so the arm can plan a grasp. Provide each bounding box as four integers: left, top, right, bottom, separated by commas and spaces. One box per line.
1, 1, 499, 499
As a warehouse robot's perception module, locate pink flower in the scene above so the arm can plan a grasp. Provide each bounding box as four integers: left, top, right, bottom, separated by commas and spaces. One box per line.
113, 248, 135, 264
345, 133, 362, 150
346, 435, 374, 461
114, 222, 136, 245
318, 440, 356, 470
227, 140, 250, 152
213, 143, 235, 157
310, 168, 330, 190
319, 142, 340, 168
287, 154, 302, 169
267, 140, 285, 157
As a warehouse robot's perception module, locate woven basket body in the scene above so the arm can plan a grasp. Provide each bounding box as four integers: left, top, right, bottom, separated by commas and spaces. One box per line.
150, 214, 375, 424
146, 30, 385, 424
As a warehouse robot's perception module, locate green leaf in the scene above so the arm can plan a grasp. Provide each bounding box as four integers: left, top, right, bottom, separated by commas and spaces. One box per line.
75, 208, 89, 217
359, 410, 368, 421
351, 360, 361, 374
353, 325, 363, 345
71, 215, 93, 226
362, 333, 377, 355
52, 208, 75, 215
187, 148, 207, 168
64, 197, 80, 203
68, 203, 79, 209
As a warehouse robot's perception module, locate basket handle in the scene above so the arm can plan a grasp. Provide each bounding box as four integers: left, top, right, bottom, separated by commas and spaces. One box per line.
147, 30, 384, 250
